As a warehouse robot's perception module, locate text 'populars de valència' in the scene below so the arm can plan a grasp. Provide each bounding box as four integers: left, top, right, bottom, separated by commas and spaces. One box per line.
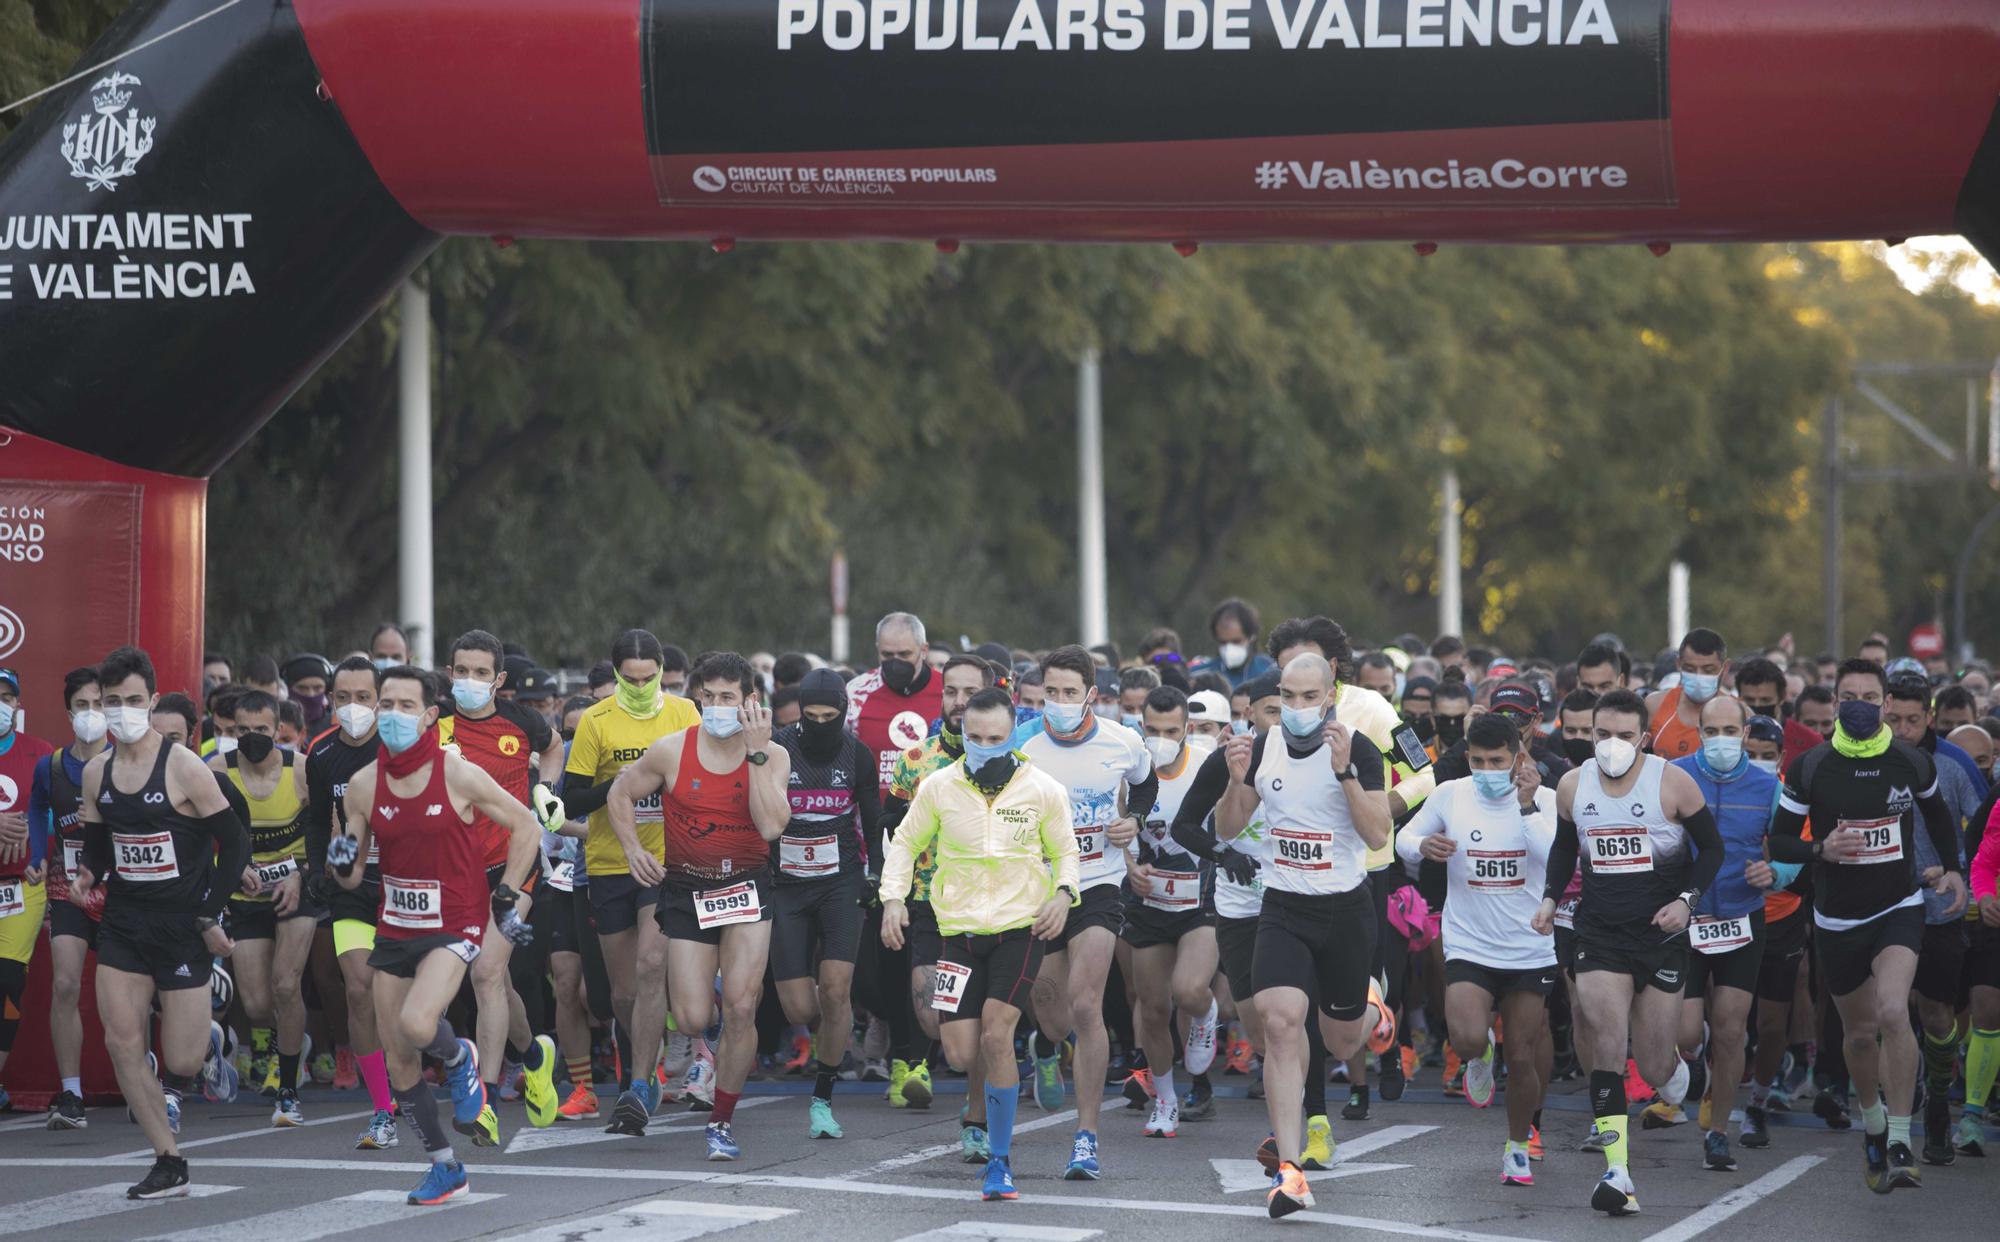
0, 212, 256, 301
777, 0, 1622, 51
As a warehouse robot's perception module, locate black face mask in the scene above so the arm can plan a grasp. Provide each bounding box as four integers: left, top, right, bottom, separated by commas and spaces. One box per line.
1433, 715, 1466, 749
1403, 712, 1434, 743
880, 658, 918, 694
1562, 737, 1595, 767
800, 714, 845, 759
968, 753, 1018, 794
237, 732, 276, 763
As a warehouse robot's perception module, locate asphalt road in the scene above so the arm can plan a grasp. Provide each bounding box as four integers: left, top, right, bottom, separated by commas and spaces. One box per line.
0, 1070, 1988, 1241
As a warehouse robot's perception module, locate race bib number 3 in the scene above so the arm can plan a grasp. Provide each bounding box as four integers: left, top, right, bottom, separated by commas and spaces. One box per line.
0, 881, 21, 919
694, 880, 763, 930
1143, 868, 1201, 912
113, 831, 179, 882
1271, 827, 1332, 871
1466, 849, 1525, 890
1836, 816, 1903, 865
1690, 914, 1754, 955
779, 833, 841, 879
1585, 826, 1654, 873
931, 960, 972, 1013
382, 876, 443, 930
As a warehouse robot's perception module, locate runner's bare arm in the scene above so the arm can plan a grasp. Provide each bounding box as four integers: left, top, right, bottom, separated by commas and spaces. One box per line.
745, 741, 792, 843
606, 734, 676, 877
453, 752, 541, 895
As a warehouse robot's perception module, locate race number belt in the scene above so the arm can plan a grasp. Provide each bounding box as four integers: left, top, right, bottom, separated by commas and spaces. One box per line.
1585, 825, 1654, 873
382, 876, 443, 930
1142, 867, 1201, 913
694, 880, 763, 931
931, 960, 972, 1013
1835, 816, 1903, 865
1554, 895, 1580, 929
0, 880, 22, 919
1270, 826, 1333, 872
112, 831, 179, 882
1690, 914, 1754, 955
1466, 848, 1525, 890
779, 832, 841, 880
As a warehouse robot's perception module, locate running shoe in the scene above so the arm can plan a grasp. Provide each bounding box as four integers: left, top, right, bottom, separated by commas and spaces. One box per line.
982, 1155, 1018, 1201
1501, 1145, 1533, 1186
1267, 1161, 1313, 1219
1302, 1114, 1334, 1170
861, 1057, 890, 1083
1342, 1087, 1370, 1121
1884, 1140, 1921, 1191
332, 1047, 358, 1091
960, 1124, 991, 1163
1365, 978, 1396, 1055
1703, 1130, 1737, 1172
310, 1052, 336, 1086
202, 1021, 239, 1104
163, 1087, 181, 1136
46, 1090, 87, 1130
1064, 1130, 1101, 1180
127, 1153, 190, 1200
1863, 1129, 1891, 1193
1184, 999, 1220, 1075
498, 1061, 526, 1103
662, 1030, 697, 1079
1256, 1134, 1280, 1173
356, 1109, 398, 1150
1814, 1089, 1853, 1130
1378, 1047, 1405, 1102
1579, 1124, 1612, 1153
1181, 1078, 1216, 1121
608, 1080, 658, 1137
1442, 1047, 1464, 1097
681, 1051, 715, 1111
465, 1103, 500, 1147
406, 1159, 468, 1206
1034, 1050, 1066, 1110
522, 1034, 559, 1129
783, 1032, 813, 1074
445, 1039, 484, 1126
1641, 1100, 1685, 1129
1953, 1111, 1987, 1156
1143, 1092, 1179, 1138
705, 1120, 740, 1161
1740, 1105, 1770, 1149
902, 1060, 934, 1109
1922, 1092, 1954, 1166
1591, 1166, 1640, 1216
1464, 1045, 1496, 1109
809, 1097, 843, 1139
558, 1083, 600, 1121
1765, 1082, 1794, 1112
1226, 1035, 1255, 1075
272, 1087, 305, 1128
1400, 1044, 1420, 1082
1527, 1125, 1545, 1161
1122, 1067, 1154, 1110
1677, 1055, 1704, 1114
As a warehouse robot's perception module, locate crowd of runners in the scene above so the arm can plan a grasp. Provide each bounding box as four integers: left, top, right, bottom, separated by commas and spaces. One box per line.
0, 603, 1997, 1218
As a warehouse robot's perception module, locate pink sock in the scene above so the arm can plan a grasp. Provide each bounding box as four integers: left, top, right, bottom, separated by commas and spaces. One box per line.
359, 1050, 393, 1112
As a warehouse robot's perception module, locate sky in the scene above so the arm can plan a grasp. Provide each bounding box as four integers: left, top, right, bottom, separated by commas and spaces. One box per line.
1885, 235, 2000, 304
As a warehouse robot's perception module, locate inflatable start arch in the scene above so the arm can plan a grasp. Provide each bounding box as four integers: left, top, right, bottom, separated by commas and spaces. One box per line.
1, 0, 1999, 726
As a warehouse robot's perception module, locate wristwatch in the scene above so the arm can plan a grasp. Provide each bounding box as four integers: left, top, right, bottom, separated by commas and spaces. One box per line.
1338, 763, 1360, 783
1676, 888, 1701, 910
746, 750, 768, 766
1057, 884, 1077, 902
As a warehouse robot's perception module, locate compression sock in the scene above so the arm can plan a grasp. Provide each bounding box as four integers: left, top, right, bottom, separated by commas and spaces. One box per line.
393, 1083, 453, 1161
566, 1055, 593, 1089
1861, 1099, 1887, 1136
1923, 1022, 1961, 1095
1887, 1114, 1911, 1147
1967, 1028, 2000, 1113
1304, 1029, 1329, 1119
1154, 1067, 1175, 1104
986, 1079, 1019, 1159
358, 1050, 393, 1111
278, 1050, 301, 1092
1590, 1069, 1630, 1170
712, 1087, 740, 1126
425, 1018, 464, 1065
814, 1061, 838, 1103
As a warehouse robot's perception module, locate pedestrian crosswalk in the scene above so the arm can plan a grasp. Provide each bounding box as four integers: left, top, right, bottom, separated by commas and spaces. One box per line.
144, 1189, 503, 1242
889, 1225, 1102, 1242
0, 1182, 239, 1236
494, 1200, 794, 1241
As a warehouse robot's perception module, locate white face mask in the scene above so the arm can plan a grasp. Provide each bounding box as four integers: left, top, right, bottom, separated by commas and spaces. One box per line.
107, 704, 153, 745
1144, 736, 1183, 769
335, 703, 377, 740
1749, 758, 1780, 776
215, 735, 239, 755
1594, 736, 1638, 779
71, 709, 108, 744
1219, 642, 1250, 670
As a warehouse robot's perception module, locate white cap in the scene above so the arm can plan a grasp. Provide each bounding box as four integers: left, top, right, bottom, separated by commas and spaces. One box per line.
1188, 690, 1231, 723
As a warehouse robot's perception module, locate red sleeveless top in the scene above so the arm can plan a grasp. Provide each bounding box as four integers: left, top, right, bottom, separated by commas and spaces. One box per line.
661, 726, 763, 884
370, 754, 487, 944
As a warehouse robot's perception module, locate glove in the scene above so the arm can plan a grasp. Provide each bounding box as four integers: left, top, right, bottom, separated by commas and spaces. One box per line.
532, 783, 566, 832
491, 881, 525, 927
859, 871, 881, 909
1215, 847, 1261, 887
305, 869, 337, 906
497, 908, 534, 946
327, 834, 360, 876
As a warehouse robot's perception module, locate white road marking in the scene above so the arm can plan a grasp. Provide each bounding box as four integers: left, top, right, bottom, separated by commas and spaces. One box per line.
0, 1114, 55, 1133
143, 1188, 502, 1241
0, 1182, 237, 1234
505, 1096, 780, 1156
495, 1199, 793, 1241
840, 1110, 1077, 1179
1639, 1155, 1826, 1242
108, 1107, 374, 1159
1211, 1123, 1437, 1194
892, 1224, 1101, 1242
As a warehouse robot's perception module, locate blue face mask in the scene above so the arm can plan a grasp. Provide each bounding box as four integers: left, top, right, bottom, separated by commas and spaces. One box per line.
1471, 769, 1514, 801
452, 677, 495, 712
963, 737, 1012, 773
1701, 734, 1744, 773
372, 657, 396, 671
1681, 672, 1721, 703
0, 701, 13, 736
1120, 713, 1142, 731
1230, 719, 1253, 737
1043, 702, 1087, 734
377, 710, 422, 754
1280, 704, 1324, 739
701, 705, 743, 739
1837, 700, 1881, 738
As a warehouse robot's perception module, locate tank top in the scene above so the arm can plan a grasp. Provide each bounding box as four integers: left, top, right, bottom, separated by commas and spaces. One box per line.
1136, 745, 1209, 913
369, 754, 487, 945
97, 743, 213, 912
45, 747, 89, 902
1253, 735, 1369, 897
226, 751, 306, 903
661, 726, 764, 884
1572, 754, 1687, 929
1649, 688, 1701, 760
771, 725, 864, 884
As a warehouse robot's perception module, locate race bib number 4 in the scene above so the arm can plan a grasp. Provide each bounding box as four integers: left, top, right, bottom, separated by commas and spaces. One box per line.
1836, 816, 1903, 865
382, 876, 443, 930
0, 880, 22, 919
779, 833, 840, 879
1690, 914, 1754, 955
1466, 849, 1525, 890
694, 880, 763, 931
1271, 827, 1332, 872
1143, 868, 1201, 912
931, 960, 972, 1013
113, 831, 179, 882
1585, 825, 1654, 873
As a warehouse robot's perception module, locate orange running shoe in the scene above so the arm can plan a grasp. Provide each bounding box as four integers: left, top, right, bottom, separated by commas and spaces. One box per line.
557, 1084, 600, 1121
1365, 979, 1397, 1056
1527, 1125, 1545, 1161
1443, 1046, 1464, 1097
1121, 1067, 1156, 1110
1267, 1161, 1314, 1218
1400, 1044, 1420, 1081
1227, 1036, 1255, 1075
783, 1032, 813, 1074
332, 1048, 359, 1091
1625, 1057, 1656, 1104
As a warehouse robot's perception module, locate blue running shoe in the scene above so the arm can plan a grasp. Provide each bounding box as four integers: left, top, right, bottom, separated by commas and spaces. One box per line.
982, 1155, 1018, 1200
607, 1079, 657, 1137
1034, 1052, 1066, 1111
446, 1039, 484, 1127
1064, 1129, 1100, 1180
705, 1120, 740, 1161
407, 1159, 468, 1206
163, 1088, 181, 1136
202, 1021, 239, 1104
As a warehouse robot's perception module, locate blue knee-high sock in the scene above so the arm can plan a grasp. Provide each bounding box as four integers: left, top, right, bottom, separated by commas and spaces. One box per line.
986, 1081, 1019, 1159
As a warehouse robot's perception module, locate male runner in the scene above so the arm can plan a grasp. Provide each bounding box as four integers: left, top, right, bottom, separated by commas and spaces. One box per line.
1019, 644, 1156, 1180
0, 666, 51, 1116
210, 690, 315, 1126
608, 652, 790, 1157
1965, 810, 2000, 1154
1645, 629, 1727, 761
770, 669, 881, 1139
546, 694, 602, 1121
330, 665, 540, 1205
1212, 653, 1390, 1217
436, 630, 566, 1131
1532, 689, 1723, 1216
1743, 713, 1815, 1144
72, 646, 251, 1199
1768, 658, 1966, 1192
1398, 712, 1556, 1187
34, 667, 106, 1128
562, 630, 701, 1115
881, 686, 1078, 1201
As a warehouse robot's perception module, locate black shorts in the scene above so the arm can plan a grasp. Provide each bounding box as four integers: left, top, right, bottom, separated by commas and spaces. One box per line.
906, 899, 942, 969
367, 931, 481, 978
1962, 923, 2000, 1001
538, 884, 587, 957
47, 899, 99, 948
588, 872, 660, 936
1685, 911, 1766, 997
1120, 894, 1213, 950
1057, 883, 1124, 948
1217, 915, 1259, 1002
325, 879, 379, 927
485, 862, 536, 896
223, 900, 316, 942
1756, 909, 1811, 1002
1572, 919, 1687, 994
657, 871, 774, 946
771, 871, 864, 981
1554, 926, 1578, 975
1814, 903, 1925, 998
1445, 957, 1558, 999
1914, 920, 1969, 1005
1253, 885, 1377, 1021
96, 906, 210, 992
933, 927, 1045, 1022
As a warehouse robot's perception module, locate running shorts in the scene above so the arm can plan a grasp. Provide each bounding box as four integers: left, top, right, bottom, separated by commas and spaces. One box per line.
1571, 920, 1688, 994
97, 905, 210, 991
1058, 883, 1124, 948
1913, 920, 1969, 1005
47, 897, 97, 949
1755, 909, 1810, 1003
332, 917, 377, 958
771, 870, 864, 981
587, 872, 660, 936
1684, 910, 1766, 997
933, 927, 1045, 1022
1252, 885, 1376, 1021
905, 899, 942, 969
1120, 894, 1213, 951
367, 931, 480, 978
1444, 957, 1558, 999
1216, 914, 1259, 1003
657, 871, 774, 946
1814, 904, 1924, 999
0, 881, 45, 963
1962, 923, 2000, 1001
